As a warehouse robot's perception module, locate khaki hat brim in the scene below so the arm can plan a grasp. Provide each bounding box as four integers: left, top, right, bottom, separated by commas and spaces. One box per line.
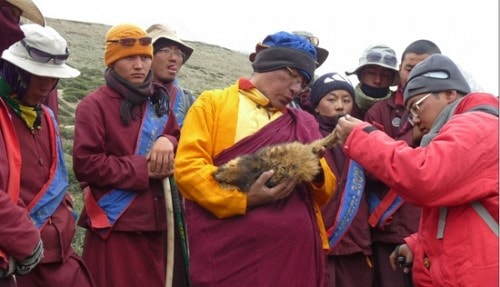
6, 0, 45, 26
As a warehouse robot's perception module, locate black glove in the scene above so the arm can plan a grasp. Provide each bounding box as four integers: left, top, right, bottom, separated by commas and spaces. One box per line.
0, 254, 16, 278
15, 239, 44, 275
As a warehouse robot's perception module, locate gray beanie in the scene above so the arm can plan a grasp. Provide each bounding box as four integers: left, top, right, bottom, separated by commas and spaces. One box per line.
404, 54, 471, 105
309, 72, 355, 108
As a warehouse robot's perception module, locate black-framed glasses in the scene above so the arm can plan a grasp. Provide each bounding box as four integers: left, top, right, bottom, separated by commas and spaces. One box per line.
21, 40, 69, 64
156, 47, 186, 59
366, 51, 397, 67
106, 37, 152, 47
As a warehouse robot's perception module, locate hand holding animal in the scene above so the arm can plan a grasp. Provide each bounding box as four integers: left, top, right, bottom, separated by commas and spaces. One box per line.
213, 128, 340, 192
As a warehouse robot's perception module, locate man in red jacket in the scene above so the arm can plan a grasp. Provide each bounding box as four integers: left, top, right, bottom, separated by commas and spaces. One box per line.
362, 39, 441, 287
336, 54, 498, 286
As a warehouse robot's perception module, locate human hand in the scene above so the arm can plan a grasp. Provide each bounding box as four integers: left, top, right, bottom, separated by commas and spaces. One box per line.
147, 136, 175, 179
0, 255, 16, 278
246, 170, 299, 207
15, 239, 43, 275
389, 243, 413, 274
412, 124, 423, 146
336, 114, 364, 143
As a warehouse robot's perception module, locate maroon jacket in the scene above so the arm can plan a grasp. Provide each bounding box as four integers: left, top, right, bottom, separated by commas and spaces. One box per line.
364, 87, 413, 144
9, 104, 77, 263
316, 115, 372, 256
0, 100, 41, 267
73, 86, 179, 232
363, 88, 420, 243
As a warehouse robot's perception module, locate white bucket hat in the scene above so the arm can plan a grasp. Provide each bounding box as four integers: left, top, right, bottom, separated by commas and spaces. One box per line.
346, 44, 400, 86
5, 0, 45, 26
147, 23, 194, 62
1, 23, 80, 78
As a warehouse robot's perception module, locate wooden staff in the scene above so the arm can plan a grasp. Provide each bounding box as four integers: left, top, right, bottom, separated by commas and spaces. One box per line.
164, 177, 174, 287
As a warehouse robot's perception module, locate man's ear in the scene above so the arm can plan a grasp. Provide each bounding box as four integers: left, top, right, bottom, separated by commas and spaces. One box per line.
444, 90, 459, 103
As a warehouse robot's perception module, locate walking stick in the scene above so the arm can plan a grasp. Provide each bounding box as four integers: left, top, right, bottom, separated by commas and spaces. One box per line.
397, 256, 414, 287
163, 177, 174, 287
169, 177, 191, 287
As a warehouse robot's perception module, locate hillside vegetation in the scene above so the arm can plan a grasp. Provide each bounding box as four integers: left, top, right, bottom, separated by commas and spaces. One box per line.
47, 18, 253, 125
45, 18, 252, 253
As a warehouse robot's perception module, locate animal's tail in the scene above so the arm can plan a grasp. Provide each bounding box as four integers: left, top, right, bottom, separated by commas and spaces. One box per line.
310, 126, 340, 155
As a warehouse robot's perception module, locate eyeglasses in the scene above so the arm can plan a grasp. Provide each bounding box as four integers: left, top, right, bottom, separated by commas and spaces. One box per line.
365, 52, 397, 67
156, 47, 186, 59
408, 93, 433, 125
286, 67, 309, 92
106, 37, 152, 46
21, 40, 69, 64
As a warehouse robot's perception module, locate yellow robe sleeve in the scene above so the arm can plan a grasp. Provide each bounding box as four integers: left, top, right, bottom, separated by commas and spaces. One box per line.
174, 83, 249, 218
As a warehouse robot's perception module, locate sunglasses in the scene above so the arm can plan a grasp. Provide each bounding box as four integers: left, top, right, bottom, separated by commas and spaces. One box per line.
305, 35, 319, 47
21, 40, 69, 64
292, 31, 320, 47
106, 37, 152, 47
366, 51, 397, 67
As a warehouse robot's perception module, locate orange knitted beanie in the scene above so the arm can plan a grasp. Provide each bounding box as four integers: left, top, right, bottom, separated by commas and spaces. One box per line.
104, 23, 153, 67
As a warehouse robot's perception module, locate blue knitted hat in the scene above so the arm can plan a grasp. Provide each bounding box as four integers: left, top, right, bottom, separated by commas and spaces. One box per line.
251, 31, 317, 83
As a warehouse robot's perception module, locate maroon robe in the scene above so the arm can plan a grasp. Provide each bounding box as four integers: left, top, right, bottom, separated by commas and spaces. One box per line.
73, 85, 185, 287
185, 109, 329, 287
364, 88, 421, 287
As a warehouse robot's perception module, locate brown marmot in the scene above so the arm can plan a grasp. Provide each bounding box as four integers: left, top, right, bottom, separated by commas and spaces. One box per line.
213, 128, 339, 192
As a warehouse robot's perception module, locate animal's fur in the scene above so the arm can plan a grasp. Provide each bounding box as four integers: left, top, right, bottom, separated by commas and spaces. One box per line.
213, 129, 339, 192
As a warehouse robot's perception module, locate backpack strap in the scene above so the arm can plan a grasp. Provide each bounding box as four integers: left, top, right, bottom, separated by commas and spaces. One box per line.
466, 104, 499, 236
471, 201, 499, 236
436, 105, 498, 239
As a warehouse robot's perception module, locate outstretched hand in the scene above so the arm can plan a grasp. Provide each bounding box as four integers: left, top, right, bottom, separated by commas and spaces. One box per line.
336, 114, 365, 144
246, 170, 299, 208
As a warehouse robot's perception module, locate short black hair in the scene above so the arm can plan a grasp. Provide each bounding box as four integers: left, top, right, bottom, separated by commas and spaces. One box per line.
401, 40, 441, 62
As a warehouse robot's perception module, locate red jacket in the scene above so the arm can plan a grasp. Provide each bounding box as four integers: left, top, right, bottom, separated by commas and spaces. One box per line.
344, 93, 499, 286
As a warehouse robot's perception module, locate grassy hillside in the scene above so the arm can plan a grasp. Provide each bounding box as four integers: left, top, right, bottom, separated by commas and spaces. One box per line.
45, 18, 253, 254
47, 17, 253, 94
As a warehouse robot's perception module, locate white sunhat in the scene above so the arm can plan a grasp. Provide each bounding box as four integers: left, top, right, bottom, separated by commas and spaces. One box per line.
146, 23, 194, 62
346, 44, 400, 86
1, 23, 80, 78
5, 0, 45, 26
